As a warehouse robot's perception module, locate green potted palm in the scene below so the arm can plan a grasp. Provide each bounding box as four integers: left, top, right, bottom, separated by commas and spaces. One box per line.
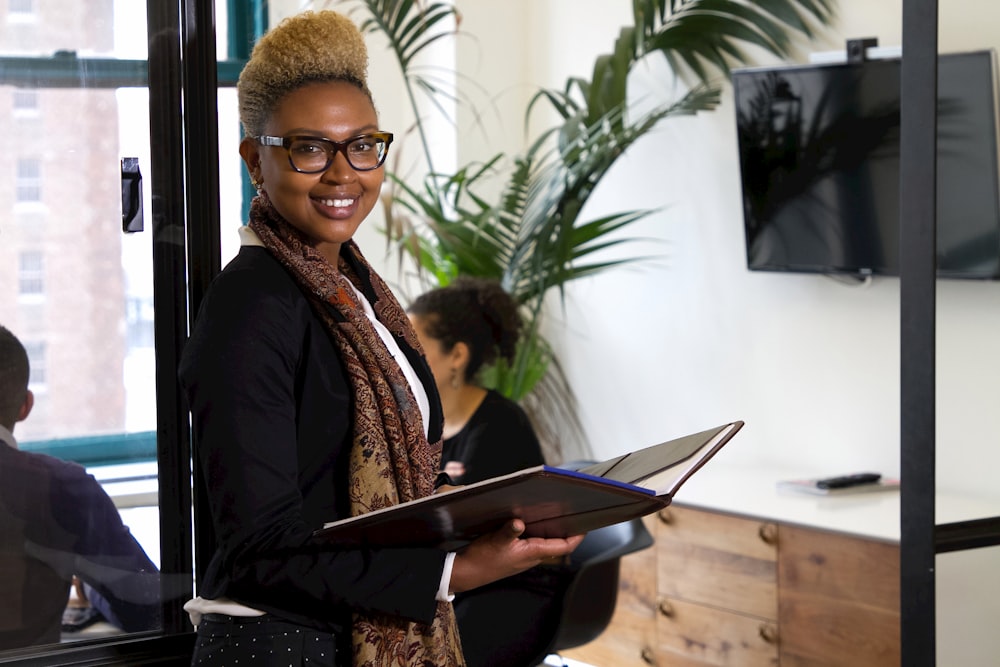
331, 0, 835, 460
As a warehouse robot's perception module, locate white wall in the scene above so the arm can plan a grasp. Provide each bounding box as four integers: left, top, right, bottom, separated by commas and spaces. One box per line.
444, 0, 1000, 503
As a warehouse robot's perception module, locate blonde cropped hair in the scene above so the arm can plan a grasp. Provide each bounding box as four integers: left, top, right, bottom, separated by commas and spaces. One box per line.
237, 10, 372, 137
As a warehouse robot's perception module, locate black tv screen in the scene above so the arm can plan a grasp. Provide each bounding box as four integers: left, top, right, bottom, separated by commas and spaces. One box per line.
733, 50, 1000, 279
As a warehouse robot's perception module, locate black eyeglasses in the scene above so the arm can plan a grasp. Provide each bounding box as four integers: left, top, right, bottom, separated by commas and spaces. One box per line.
256, 132, 393, 173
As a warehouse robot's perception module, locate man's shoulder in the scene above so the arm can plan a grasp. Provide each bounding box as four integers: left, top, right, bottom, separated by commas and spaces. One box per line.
1, 444, 92, 481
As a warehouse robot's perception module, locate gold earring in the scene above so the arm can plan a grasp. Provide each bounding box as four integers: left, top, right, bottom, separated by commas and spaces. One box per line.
450, 368, 461, 389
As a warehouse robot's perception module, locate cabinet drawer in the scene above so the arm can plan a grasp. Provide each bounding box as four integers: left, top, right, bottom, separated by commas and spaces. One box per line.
656, 596, 779, 666
560, 516, 658, 667
657, 506, 778, 620
778, 524, 900, 666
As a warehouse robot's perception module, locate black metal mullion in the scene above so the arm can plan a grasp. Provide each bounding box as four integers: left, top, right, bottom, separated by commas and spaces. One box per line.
0, 634, 195, 666
180, 0, 223, 588
899, 0, 938, 664
146, 0, 195, 638
935, 517, 1000, 553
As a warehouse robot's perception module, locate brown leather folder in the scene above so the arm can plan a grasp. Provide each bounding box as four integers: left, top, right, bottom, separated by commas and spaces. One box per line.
313, 420, 743, 550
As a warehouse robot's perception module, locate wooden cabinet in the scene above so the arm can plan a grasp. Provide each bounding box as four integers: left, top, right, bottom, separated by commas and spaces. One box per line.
557, 515, 659, 667
777, 524, 899, 666
656, 506, 779, 666
561, 506, 899, 667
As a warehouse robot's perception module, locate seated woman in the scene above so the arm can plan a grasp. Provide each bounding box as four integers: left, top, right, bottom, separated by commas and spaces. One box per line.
408, 277, 573, 667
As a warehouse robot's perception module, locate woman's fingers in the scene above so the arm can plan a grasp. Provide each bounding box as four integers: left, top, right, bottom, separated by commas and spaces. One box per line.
449, 521, 584, 593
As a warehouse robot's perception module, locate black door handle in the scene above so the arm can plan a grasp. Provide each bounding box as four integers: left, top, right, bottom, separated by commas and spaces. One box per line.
121, 157, 143, 233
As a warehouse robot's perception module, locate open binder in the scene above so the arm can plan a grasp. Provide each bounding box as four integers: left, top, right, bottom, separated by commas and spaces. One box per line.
314, 420, 743, 550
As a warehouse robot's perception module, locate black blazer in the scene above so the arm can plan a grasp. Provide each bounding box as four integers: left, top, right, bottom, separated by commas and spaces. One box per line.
179, 246, 446, 631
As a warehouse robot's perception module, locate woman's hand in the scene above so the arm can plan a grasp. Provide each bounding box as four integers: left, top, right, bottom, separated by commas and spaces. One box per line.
448, 519, 584, 594
443, 460, 466, 479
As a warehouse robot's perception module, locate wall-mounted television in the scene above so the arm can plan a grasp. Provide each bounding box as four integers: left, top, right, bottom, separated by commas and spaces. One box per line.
732, 49, 1000, 279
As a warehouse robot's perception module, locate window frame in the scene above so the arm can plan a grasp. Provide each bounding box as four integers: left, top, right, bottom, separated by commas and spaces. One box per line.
14, 157, 42, 204
7, 0, 36, 22
16, 249, 44, 299
0, 1, 258, 663
11, 88, 38, 115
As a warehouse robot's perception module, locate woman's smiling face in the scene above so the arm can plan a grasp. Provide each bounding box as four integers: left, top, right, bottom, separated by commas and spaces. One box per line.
240, 80, 385, 265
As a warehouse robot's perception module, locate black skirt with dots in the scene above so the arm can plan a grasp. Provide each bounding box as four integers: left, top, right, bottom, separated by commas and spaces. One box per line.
190, 613, 345, 666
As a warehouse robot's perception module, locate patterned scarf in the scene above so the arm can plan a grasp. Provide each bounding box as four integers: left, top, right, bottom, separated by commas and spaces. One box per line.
248, 194, 465, 667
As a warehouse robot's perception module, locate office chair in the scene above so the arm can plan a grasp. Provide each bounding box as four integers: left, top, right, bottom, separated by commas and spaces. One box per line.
532, 462, 656, 667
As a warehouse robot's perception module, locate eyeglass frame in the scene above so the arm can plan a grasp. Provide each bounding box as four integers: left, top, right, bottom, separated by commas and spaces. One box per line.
255, 132, 394, 173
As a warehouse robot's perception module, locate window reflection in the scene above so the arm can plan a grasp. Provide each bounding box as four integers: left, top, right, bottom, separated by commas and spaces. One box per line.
0, 0, 161, 653
14, 159, 42, 203
1, 0, 260, 654
17, 252, 44, 299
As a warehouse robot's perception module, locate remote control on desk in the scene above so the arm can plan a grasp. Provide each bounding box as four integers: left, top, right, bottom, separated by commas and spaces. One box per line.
815, 472, 882, 490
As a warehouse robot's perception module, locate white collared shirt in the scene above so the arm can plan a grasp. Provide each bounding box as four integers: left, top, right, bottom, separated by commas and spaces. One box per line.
0, 423, 17, 450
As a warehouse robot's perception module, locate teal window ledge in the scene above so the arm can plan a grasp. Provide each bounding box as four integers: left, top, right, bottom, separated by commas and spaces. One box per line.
21, 431, 157, 467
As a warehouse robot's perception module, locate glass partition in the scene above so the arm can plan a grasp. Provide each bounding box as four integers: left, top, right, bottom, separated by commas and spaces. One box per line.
0, 0, 163, 653
0, 0, 243, 662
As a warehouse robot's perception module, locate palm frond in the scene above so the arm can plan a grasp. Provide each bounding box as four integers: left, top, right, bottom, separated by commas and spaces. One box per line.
345, 0, 837, 459
351, 0, 457, 70
340, 0, 460, 183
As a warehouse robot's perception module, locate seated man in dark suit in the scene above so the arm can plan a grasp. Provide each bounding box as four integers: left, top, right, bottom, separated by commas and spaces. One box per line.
0, 324, 160, 650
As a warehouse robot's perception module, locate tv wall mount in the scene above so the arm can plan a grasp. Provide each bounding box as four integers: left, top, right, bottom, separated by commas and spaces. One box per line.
847, 37, 879, 64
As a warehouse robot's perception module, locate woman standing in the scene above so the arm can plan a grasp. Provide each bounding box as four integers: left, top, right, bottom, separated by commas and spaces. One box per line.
178, 11, 581, 667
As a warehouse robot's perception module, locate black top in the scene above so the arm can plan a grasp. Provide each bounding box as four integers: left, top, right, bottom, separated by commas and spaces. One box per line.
179, 246, 447, 632
442, 390, 545, 484
440, 391, 566, 667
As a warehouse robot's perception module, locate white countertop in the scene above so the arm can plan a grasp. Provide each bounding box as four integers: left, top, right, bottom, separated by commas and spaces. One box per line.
669, 461, 1000, 543
90, 458, 1000, 547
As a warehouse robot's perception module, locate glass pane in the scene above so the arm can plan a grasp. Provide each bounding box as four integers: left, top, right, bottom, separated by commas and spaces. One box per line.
219, 85, 245, 264
0, 0, 161, 652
